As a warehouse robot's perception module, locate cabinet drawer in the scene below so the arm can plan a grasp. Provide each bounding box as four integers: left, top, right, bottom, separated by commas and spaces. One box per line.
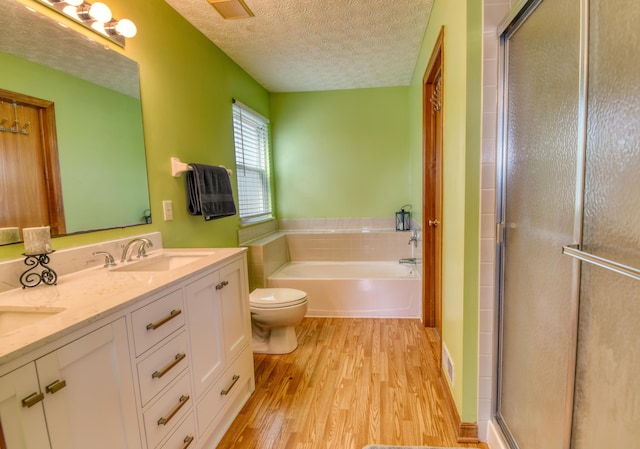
159, 412, 196, 449
196, 347, 254, 437
138, 331, 189, 406
143, 372, 193, 449
132, 289, 185, 356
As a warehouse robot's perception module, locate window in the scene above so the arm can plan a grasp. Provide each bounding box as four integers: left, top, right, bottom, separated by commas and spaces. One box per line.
232, 100, 273, 224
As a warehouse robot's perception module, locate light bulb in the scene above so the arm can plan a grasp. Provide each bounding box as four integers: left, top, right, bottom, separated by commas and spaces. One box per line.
65, 0, 84, 6
89, 2, 112, 22
115, 19, 137, 38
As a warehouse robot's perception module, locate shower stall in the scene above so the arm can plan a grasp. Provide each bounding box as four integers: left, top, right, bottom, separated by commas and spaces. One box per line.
495, 0, 640, 448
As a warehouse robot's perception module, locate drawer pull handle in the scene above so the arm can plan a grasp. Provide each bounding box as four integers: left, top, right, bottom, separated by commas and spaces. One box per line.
215, 280, 229, 290
45, 379, 67, 395
220, 374, 240, 396
181, 435, 195, 449
157, 394, 189, 426
146, 309, 182, 331
152, 353, 187, 379
21, 392, 44, 408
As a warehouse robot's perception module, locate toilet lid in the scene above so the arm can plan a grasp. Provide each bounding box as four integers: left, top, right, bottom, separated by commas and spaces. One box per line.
249, 288, 307, 309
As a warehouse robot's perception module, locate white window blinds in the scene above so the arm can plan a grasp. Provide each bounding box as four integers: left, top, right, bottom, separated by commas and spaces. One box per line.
232, 100, 273, 223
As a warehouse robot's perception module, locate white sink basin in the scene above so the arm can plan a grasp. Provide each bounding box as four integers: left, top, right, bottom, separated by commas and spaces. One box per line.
111, 252, 213, 273
0, 306, 66, 335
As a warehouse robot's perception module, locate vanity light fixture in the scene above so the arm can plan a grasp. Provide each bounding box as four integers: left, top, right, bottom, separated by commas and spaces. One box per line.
35, 0, 137, 46
105, 18, 137, 38
77, 2, 112, 22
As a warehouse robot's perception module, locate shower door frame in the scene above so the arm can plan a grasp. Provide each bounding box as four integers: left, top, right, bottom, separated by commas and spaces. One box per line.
494, 0, 590, 448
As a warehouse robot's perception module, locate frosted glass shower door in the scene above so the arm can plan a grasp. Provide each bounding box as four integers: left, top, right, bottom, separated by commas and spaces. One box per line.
570, 0, 640, 446
497, 0, 580, 448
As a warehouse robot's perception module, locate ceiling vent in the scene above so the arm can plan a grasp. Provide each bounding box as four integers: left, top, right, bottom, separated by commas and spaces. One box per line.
208, 0, 254, 19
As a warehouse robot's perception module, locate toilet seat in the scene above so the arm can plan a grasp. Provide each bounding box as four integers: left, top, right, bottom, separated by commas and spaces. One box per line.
250, 288, 307, 309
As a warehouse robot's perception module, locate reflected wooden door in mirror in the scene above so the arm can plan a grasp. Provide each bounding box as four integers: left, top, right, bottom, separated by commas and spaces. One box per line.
0, 88, 65, 238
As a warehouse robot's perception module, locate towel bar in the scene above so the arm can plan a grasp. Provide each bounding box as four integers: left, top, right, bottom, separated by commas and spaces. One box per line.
562, 245, 640, 281
171, 157, 232, 177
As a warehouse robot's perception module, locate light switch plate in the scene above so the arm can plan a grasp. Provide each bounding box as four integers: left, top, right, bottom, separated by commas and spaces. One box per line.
162, 200, 173, 221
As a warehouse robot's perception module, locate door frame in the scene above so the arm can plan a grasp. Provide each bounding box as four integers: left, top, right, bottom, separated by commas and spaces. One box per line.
422, 27, 444, 341
0, 89, 65, 235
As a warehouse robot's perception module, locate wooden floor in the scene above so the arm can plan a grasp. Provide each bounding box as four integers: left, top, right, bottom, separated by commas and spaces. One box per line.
217, 318, 487, 449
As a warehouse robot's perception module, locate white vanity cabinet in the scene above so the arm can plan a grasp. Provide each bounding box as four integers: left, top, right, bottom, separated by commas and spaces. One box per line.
0, 248, 254, 449
131, 288, 196, 449
184, 257, 254, 443
0, 318, 141, 449
0, 363, 50, 448
133, 251, 254, 448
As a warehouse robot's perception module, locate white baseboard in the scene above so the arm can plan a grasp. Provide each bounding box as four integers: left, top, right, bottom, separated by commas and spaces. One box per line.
487, 419, 509, 449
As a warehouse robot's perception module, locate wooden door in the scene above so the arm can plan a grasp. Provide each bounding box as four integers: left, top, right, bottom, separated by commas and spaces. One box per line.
0, 90, 65, 236
422, 28, 444, 340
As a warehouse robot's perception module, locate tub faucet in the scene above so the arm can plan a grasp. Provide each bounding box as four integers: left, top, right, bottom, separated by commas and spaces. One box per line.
399, 257, 421, 265
120, 238, 153, 262
408, 231, 419, 247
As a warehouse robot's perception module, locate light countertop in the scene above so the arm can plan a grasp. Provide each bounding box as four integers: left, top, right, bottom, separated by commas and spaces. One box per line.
0, 247, 246, 366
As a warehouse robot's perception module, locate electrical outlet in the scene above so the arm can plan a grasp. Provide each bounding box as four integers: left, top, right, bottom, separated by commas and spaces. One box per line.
162, 200, 174, 221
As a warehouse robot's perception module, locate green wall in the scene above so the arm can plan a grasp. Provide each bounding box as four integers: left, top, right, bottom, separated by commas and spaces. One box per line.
270, 87, 411, 219
408, 0, 482, 423
0, 0, 269, 259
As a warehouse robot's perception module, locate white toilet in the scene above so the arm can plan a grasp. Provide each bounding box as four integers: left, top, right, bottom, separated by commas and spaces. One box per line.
249, 288, 308, 354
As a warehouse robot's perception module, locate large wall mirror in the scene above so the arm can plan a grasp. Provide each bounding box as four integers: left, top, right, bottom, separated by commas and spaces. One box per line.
0, 0, 150, 245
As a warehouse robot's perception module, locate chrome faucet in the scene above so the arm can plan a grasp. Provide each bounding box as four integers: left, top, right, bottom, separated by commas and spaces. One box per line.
399, 257, 422, 265
93, 251, 116, 267
120, 238, 153, 262
408, 231, 419, 248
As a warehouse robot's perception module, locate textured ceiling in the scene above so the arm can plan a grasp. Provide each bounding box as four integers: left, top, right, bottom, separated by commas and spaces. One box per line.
165, 0, 434, 92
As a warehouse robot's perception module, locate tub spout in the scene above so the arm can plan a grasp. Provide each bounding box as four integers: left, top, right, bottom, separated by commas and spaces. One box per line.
399, 257, 421, 264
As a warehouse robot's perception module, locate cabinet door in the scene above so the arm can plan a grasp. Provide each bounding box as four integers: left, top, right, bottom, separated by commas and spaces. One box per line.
36, 318, 142, 449
219, 258, 251, 362
0, 364, 50, 449
185, 270, 224, 398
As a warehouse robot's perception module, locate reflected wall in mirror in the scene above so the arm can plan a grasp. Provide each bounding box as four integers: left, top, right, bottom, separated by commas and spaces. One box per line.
0, 0, 150, 245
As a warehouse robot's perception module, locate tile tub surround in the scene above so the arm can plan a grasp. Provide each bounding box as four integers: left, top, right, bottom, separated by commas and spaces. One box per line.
238, 219, 278, 245
246, 232, 289, 291
245, 227, 422, 291
278, 217, 398, 232
0, 232, 163, 293
286, 230, 419, 262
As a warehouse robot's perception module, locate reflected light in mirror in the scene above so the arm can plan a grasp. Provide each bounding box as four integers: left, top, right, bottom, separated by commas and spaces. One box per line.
38, 0, 135, 47
77, 2, 112, 22
88, 2, 111, 21
111, 18, 137, 38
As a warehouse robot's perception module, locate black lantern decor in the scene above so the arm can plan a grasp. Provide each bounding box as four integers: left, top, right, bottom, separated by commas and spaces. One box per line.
396, 205, 412, 231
